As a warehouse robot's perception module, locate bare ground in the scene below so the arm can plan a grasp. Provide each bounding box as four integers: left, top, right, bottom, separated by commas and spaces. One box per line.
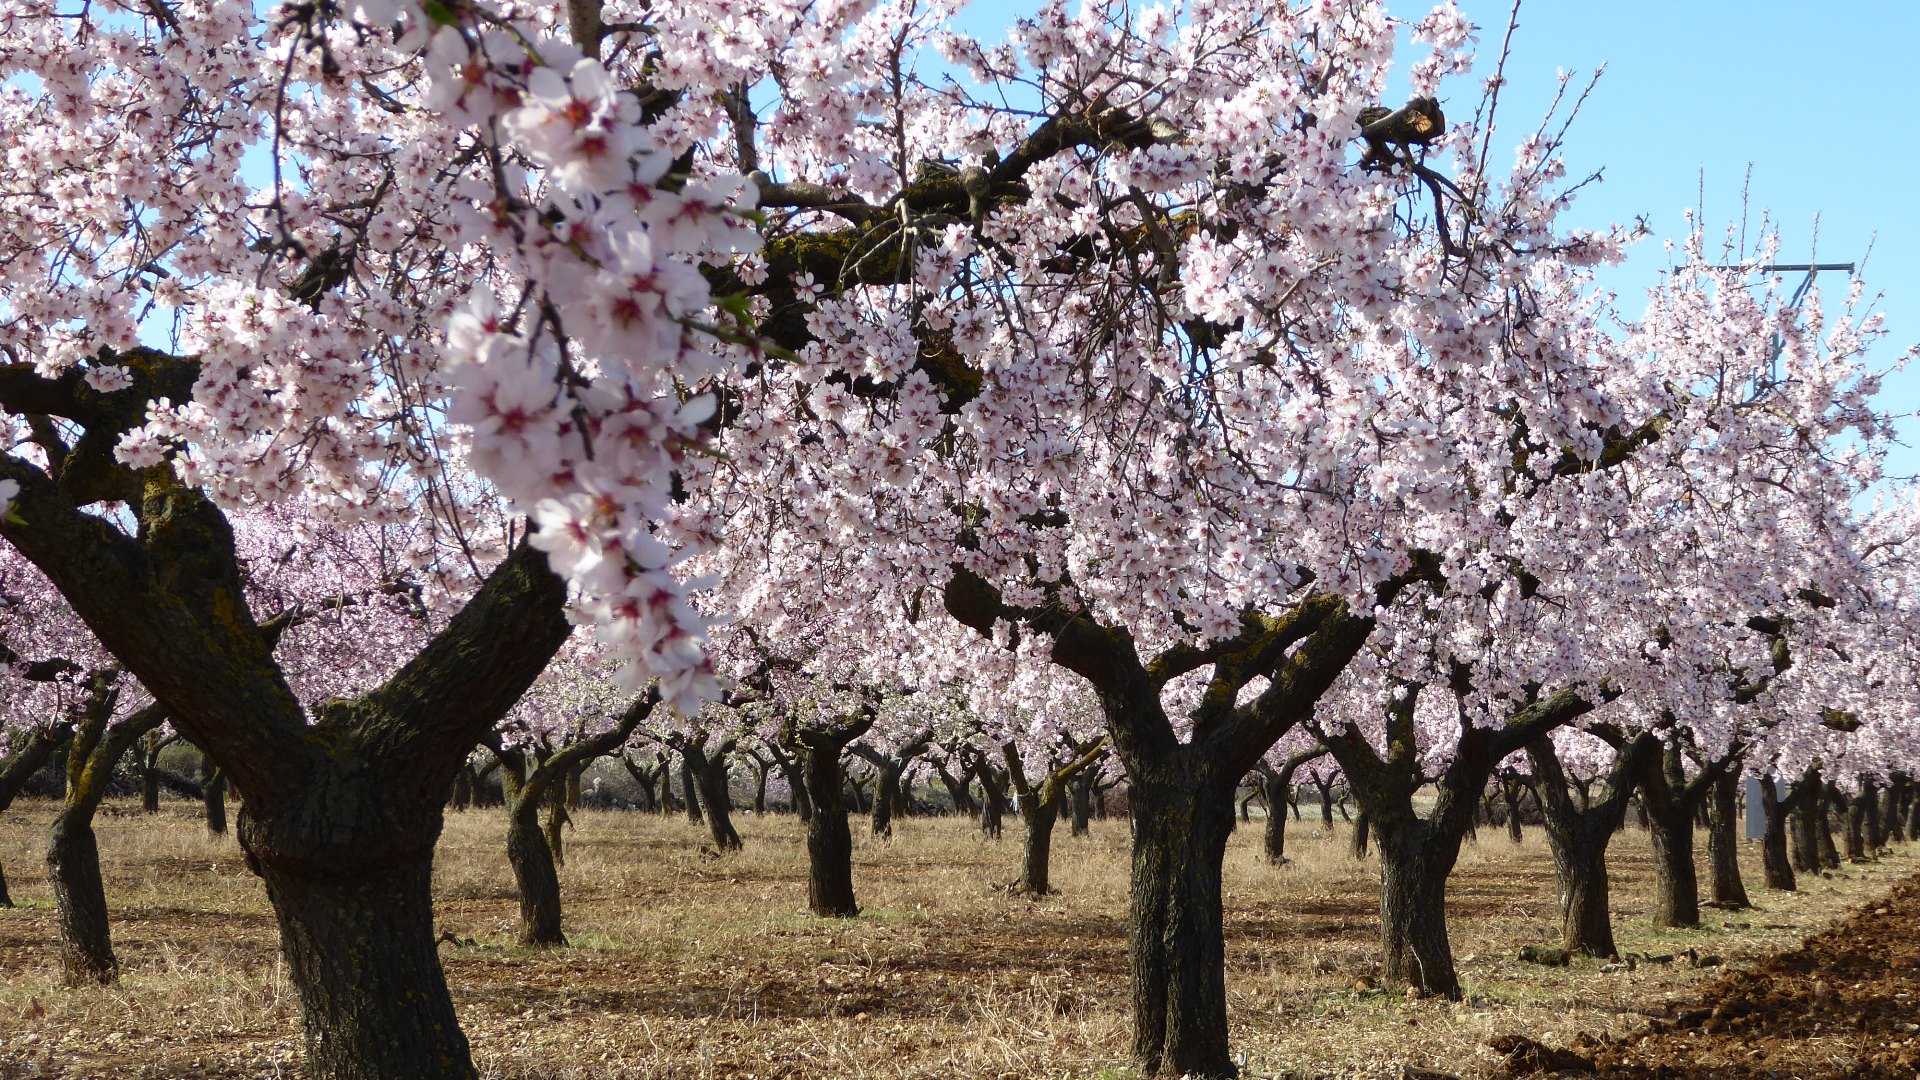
1493, 867, 1920, 1079
0, 801, 1908, 1079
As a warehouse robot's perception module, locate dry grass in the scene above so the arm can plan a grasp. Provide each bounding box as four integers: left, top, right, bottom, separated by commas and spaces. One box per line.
0, 798, 1907, 1079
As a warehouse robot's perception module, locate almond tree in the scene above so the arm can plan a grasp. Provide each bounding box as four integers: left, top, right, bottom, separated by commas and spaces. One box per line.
0, 1, 754, 1074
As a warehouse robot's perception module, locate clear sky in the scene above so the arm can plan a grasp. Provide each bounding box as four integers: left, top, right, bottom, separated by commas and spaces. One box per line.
948, 0, 1920, 481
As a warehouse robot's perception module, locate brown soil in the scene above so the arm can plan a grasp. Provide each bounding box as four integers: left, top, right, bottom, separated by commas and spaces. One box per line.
0, 804, 1908, 1079
1493, 871, 1920, 1079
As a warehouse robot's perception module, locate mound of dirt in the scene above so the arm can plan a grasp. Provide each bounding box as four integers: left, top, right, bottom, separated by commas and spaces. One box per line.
1491, 874, 1920, 1079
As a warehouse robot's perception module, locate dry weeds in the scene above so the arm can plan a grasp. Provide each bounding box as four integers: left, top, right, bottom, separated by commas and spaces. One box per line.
0, 799, 1906, 1079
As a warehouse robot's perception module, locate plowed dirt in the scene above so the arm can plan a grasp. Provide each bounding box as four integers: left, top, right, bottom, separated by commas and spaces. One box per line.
1494, 872, 1920, 1079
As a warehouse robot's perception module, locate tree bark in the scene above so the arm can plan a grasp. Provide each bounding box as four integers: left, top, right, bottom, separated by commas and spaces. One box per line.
1127, 762, 1238, 1079
140, 732, 163, 814
543, 797, 570, 866
48, 804, 117, 983
976, 759, 1008, 839
1817, 787, 1842, 869
1705, 771, 1749, 908
1258, 769, 1291, 863
505, 789, 565, 946
689, 740, 742, 850
803, 739, 858, 916
1349, 811, 1370, 859
1758, 774, 1795, 891
786, 712, 874, 918
205, 767, 229, 837
1845, 779, 1874, 861
1647, 798, 1700, 928
1527, 734, 1647, 959
1790, 767, 1824, 872
254, 845, 471, 1079
1069, 768, 1095, 836
680, 754, 703, 824
1375, 817, 1461, 998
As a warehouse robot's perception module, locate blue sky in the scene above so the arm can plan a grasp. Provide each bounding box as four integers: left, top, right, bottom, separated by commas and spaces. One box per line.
948, 0, 1920, 481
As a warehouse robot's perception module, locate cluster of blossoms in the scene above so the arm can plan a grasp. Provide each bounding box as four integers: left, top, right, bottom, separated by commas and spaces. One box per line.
0, 0, 760, 719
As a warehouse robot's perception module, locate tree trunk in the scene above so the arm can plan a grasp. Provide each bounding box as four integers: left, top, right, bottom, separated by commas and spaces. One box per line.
1317, 780, 1334, 826
696, 749, 742, 851
1018, 791, 1061, 895
1069, 769, 1095, 836
1260, 770, 1290, 863
1866, 778, 1889, 851
803, 742, 858, 917
871, 763, 901, 838
140, 735, 162, 814
505, 792, 565, 947
205, 767, 229, 837
1375, 817, 1461, 998
1528, 737, 1642, 959
681, 756, 702, 824
1126, 764, 1238, 1079
1758, 776, 1795, 891
450, 765, 473, 811
1647, 799, 1700, 928
979, 768, 1007, 839
1349, 811, 1370, 859
0, 862, 9, 908
1705, 771, 1749, 908
254, 849, 473, 1079
1790, 769, 1823, 872
1816, 790, 1841, 869
1552, 821, 1618, 958
47, 805, 117, 984
543, 797, 570, 867
1845, 781, 1872, 862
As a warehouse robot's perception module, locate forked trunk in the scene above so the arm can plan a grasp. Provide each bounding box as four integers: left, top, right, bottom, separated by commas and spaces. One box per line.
1705, 772, 1749, 908
803, 743, 858, 917
1758, 777, 1795, 891
505, 792, 565, 947
47, 807, 117, 984
1127, 766, 1237, 1078
1375, 817, 1462, 998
